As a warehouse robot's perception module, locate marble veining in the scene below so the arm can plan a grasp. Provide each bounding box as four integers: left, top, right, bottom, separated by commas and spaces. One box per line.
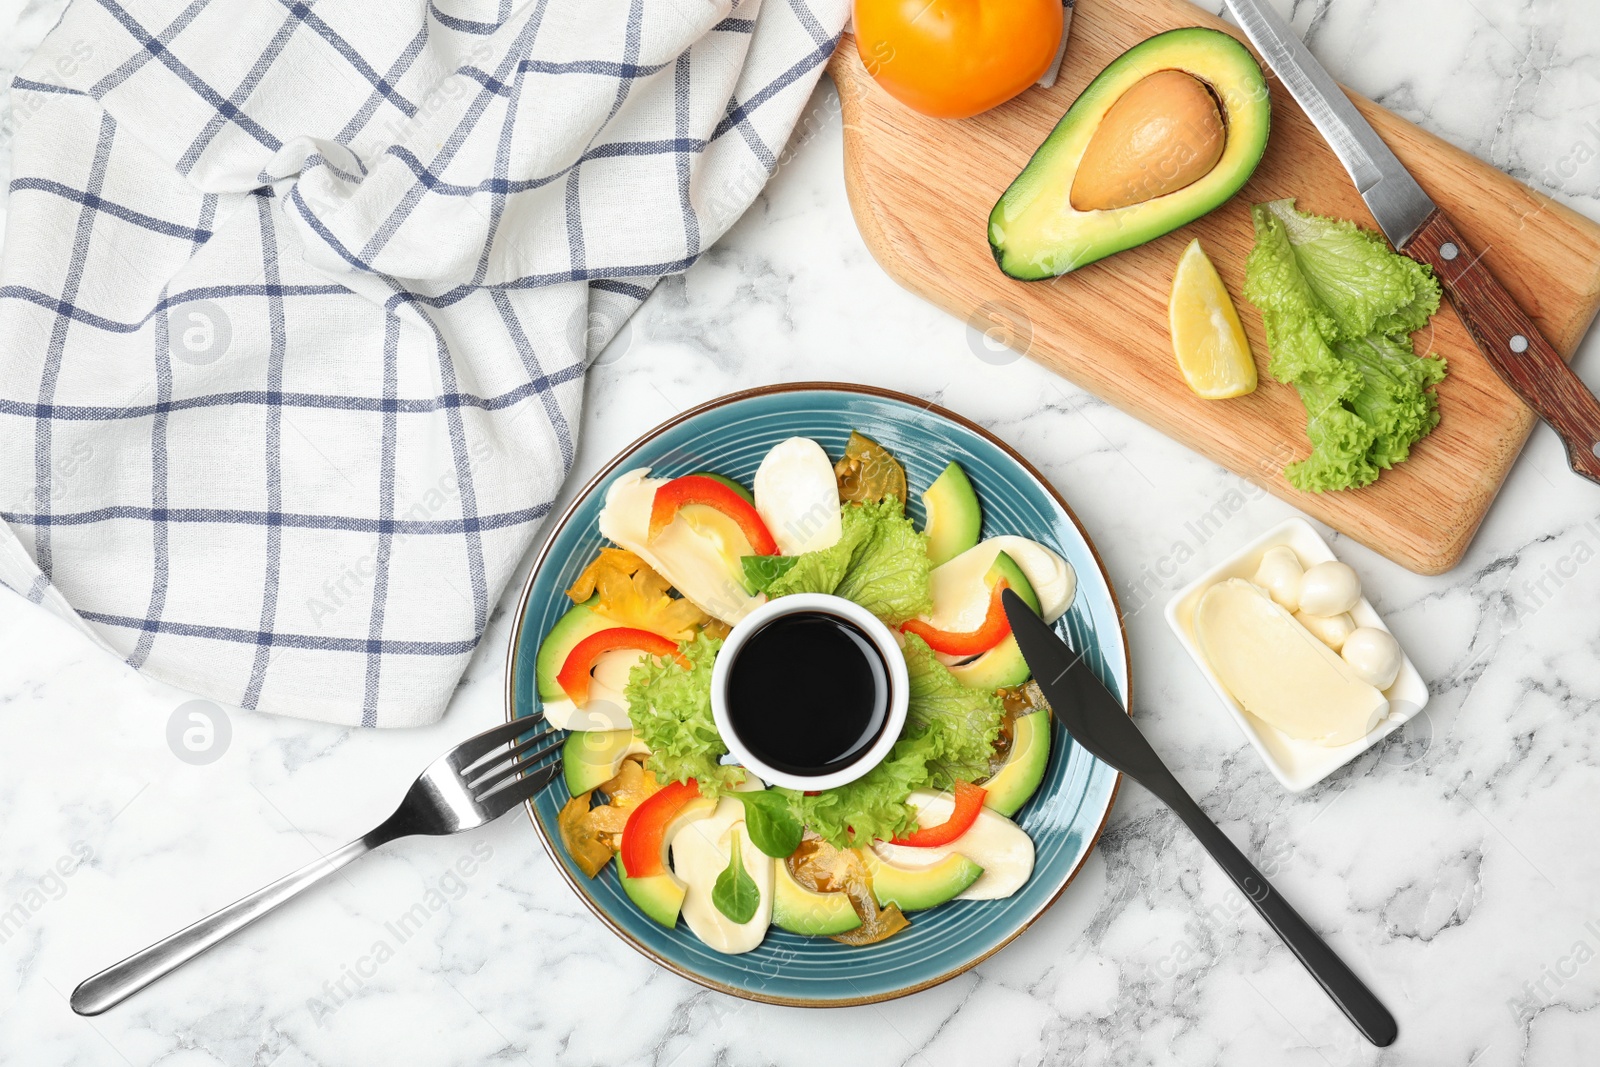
2, 1, 1598, 1064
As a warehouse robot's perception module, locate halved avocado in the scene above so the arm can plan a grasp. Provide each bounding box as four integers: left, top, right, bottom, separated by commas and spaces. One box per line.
862, 850, 983, 911
535, 595, 613, 701
771, 860, 862, 936
949, 552, 1039, 691
981, 712, 1053, 817
922, 461, 982, 567
989, 27, 1270, 279
562, 729, 649, 795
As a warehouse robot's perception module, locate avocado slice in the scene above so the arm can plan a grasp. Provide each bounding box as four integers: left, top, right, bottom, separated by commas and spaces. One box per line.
987, 551, 1040, 614
561, 729, 649, 795
921, 461, 983, 567
981, 712, 1053, 817
618, 869, 689, 929
771, 860, 862, 936
862, 850, 983, 911
948, 552, 1039, 691
989, 27, 1270, 279
616, 796, 717, 928
534, 595, 615, 701
688, 470, 754, 505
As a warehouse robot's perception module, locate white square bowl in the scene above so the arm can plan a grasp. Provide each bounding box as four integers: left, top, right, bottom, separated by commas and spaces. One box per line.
1163, 517, 1428, 792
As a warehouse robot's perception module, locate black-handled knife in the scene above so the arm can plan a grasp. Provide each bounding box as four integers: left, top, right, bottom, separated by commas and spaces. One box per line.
1002, 590, 1398, 1047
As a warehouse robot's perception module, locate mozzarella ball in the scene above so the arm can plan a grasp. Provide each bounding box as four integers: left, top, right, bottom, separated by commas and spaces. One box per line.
1342, 627, 1402, 690
1294, 610, 1356, 651
1252, 546, 1304, 612
1298, 561, 1361, 616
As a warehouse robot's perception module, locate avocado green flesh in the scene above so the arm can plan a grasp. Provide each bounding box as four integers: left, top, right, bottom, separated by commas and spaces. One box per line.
947, 552, 1039, 691
922, 462, 982, 567
771, 862, 862, 935
989, 27, 1271, 280
535, 596, 613, 701
864, 851, 983, 911
987, 551, 1040, 615
981, 712, 1053, 817
619, 869, 685, 928
562, 729, 647, 795
688, 470, 754, 504
950, 635, 1032, 690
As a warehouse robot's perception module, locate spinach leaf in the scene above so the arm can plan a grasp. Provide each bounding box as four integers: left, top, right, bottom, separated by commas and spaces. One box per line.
712, 834, 759, 924
736, 790, 803, 858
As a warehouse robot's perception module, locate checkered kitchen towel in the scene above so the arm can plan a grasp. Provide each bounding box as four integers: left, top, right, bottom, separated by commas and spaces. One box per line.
0, 0, 848, 727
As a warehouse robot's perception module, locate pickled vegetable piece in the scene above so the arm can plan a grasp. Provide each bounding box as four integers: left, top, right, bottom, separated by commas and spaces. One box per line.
786, 836, 912, 946
558, 790, 618, 878
565, 548, 711, 639
834, 431, 908, 506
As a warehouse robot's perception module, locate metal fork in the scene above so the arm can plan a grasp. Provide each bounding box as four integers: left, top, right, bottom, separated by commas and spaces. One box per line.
71, 714, 560, 1015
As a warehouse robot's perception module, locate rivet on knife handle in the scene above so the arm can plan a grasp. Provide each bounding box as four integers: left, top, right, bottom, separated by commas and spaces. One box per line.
1404, 210, 1600, 485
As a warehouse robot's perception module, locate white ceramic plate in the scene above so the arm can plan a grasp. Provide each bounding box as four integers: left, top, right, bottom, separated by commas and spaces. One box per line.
1164, 518, 1428, 792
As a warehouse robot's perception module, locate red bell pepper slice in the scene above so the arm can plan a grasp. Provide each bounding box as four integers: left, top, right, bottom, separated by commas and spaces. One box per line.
901, 581, 1011, 657
620, 779, 702, 878
647, 474, 779, 556
889, 781, 987, 847
555, 627, 687, 705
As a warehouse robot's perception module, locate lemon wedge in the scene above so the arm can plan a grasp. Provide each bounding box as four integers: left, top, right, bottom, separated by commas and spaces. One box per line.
1169, 238, 1256, 399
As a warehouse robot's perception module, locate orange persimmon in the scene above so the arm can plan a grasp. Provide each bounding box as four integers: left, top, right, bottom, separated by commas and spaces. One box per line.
853, 0, 1064, 120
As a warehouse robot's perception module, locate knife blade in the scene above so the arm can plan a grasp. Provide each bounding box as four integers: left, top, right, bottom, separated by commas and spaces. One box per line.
1002, 590, 1398, 1047
1224, 0, 1600, 486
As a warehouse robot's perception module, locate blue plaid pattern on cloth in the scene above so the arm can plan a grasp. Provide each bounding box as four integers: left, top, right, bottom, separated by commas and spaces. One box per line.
0, 0, 849, 727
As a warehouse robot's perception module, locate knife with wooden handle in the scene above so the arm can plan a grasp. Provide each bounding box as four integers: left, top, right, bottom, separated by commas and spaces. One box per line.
1225, 0, 1600, 485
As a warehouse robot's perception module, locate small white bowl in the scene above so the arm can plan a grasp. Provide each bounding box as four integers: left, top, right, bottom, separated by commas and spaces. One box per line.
711, 593, 909, 791
1164, 518, 1428, 793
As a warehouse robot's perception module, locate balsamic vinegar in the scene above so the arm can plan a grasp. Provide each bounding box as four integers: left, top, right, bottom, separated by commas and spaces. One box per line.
725, 611, 889, 778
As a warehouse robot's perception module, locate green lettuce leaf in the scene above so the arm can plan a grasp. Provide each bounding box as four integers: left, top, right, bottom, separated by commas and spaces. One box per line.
625, 633, 744, 795
1254, 200, 1430, 341
830, 497, 932, 625
1259, 308, 1361, 396
1245, 198, 1447, 492
901, 633, 1004, 784
762, 505, 875, 597
740, 554, 798, 594
1244, 204, 1338, 341
760, 497, 932, 624
1335, 334, 1447, 469
1286, 377, 1380, 492
784, 735, 936, 847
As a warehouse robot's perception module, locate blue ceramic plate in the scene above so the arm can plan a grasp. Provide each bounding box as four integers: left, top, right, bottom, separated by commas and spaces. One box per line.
504, 383, 1126, 1006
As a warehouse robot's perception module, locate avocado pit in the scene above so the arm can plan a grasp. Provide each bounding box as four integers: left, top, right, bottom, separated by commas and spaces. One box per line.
1069, 69, 1227, 212
989, 26, 1272, 280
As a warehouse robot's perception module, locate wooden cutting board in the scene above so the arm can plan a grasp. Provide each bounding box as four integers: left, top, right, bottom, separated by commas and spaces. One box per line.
828, 0, 1600, 575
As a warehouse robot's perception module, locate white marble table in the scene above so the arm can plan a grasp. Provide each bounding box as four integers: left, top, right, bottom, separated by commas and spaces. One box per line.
3, 2, 1598, 1064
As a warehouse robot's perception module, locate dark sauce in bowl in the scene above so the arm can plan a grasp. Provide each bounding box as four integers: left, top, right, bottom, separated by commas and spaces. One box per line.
725, 611, 890, 778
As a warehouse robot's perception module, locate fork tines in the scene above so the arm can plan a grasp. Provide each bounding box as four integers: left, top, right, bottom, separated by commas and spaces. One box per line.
468, 726, 563, 798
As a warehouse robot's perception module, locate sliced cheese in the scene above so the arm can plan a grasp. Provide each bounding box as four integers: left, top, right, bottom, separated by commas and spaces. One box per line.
1194, 578, 1387, 747
671, 795, 774, 954
923, 537, 1077, 634
872, 789, 1035, 900
597, 468, 763, 626
753, 437, 842, 555
541, 649, 641, 730
542, 696, 628, 731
